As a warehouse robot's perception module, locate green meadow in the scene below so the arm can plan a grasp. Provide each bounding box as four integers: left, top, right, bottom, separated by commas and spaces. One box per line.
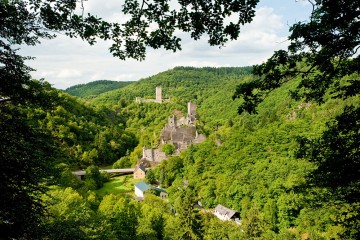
96, 175, 142, 197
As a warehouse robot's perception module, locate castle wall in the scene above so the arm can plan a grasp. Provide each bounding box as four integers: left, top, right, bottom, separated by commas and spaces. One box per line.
142, 147, 167, 162
141, 102, 205, 164
143, 147, 154, 161
153, 149, 167, 162
168, 116, 176, 128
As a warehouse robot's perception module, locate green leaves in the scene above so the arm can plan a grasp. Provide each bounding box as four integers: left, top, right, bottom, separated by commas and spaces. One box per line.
0, 106, 58, 239
162, 143, 175, 155
234, 0, 360, 114
173, 188, 204, 240
0, 41, 59, 108
2, 0, 261, 61
296, 106, 360, 203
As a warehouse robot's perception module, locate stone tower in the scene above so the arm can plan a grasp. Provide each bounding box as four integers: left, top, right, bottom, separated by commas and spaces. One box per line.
187, 102, 196, 121
156, 86, 162, 102
168, 115, 177, 128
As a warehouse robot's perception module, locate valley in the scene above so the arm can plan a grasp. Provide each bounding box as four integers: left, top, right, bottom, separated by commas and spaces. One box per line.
32, 66, 358, 239
1, 67, 360, 239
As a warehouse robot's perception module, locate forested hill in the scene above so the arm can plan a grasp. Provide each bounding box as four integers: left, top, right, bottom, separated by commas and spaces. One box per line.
88, 66, 254, 167
87, 66, 359, 239
30, 92, 138, 169
5, 65, 359, 239
64, 80, 134, 98
91, 66, 253, 107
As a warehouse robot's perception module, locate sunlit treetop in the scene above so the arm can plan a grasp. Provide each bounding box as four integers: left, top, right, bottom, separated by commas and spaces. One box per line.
233, 0, 360, 114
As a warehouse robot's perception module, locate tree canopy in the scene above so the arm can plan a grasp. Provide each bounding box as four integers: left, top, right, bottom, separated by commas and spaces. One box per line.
1, 0, 360, 239
233, 0, 359, 114
0, 1, 260, 238
232, 1, 359, 238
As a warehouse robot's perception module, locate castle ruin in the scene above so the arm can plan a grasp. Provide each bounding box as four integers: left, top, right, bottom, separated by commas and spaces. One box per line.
156, 86, 162, 102
140, 102, 206, 162
136, 86, 170, 103
142, 146, 167, 162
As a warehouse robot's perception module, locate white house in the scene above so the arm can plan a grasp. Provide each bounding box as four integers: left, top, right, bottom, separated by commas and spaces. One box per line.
134, 182, 151, 198
134, 182, 169, 200
214, 204, 240, 222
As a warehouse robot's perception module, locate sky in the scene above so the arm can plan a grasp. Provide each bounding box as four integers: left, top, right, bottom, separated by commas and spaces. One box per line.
19, 0, 313, 89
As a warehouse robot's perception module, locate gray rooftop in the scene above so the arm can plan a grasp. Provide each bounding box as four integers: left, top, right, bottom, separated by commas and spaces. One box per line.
135, 165, 146, 172
214, 204, 238, 219
135, 182, 151, 192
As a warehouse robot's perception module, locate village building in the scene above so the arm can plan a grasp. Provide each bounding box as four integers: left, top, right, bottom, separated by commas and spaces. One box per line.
133, 165, 146, 179
214, 204, 241, 223
134, 181, 151, 198
160, 191, 168, 199
134, 182, 168, 199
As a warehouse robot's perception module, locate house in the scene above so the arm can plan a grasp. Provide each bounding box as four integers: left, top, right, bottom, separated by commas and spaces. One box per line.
134, 182, 169, 199
134, 182, 151, 198
159, 191, 168, 199
134, 165, 146, 179
214, 204, 241, 222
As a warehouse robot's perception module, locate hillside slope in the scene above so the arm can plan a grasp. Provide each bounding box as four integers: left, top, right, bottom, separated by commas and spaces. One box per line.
41, 66, 359, 239
91, 66, 252, 106
91, 66, 360, 239
149, 71, 360, 239
89, 67, 253, 164
31, 92, 137, 169
64, 80, 134, 98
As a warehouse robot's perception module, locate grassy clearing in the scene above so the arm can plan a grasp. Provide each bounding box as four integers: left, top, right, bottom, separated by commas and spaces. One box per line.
96, 175, 142, 197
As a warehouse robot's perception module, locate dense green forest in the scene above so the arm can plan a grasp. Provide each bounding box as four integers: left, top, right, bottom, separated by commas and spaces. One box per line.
1, 0, 359, 239
93, 67, 253, 167
11, 66, 357, 239
33, 92, 137, 168
64, 80, 134, 99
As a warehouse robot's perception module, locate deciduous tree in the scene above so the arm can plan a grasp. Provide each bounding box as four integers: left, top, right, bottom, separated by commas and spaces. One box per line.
232, 1, 359, 238
233, 0, 359, 113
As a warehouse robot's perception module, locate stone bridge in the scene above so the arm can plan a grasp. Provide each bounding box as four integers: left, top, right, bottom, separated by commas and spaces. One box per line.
72, 168, 135, 179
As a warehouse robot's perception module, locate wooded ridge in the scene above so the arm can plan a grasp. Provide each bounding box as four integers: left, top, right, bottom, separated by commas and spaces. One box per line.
13, 66, 357, 239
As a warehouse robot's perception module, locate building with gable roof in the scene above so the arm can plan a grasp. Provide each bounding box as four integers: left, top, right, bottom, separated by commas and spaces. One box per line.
214, 204, 241, 222
134, 165, 146, 179
134, 181, 168, 199
134, 182, 151, 198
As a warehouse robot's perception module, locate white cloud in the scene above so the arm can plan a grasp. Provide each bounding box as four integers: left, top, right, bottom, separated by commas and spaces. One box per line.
56, 69, 83, 79
297, 0, 313, 7
167, 6, 288, 65
247, 7, 284, 31
17, 3, 309, 89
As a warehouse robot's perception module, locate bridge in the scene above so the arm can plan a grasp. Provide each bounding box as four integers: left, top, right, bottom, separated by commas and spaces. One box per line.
72, 168, 135, 179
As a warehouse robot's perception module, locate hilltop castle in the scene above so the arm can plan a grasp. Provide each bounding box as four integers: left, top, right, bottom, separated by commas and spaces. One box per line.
141, 102, 206, 162
135, 86, 170, 103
